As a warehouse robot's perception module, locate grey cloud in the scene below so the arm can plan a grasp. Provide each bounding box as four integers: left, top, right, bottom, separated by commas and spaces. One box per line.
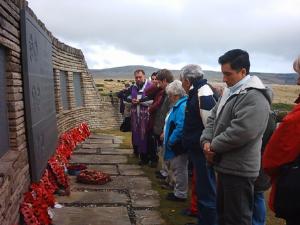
29, 0, 300, 72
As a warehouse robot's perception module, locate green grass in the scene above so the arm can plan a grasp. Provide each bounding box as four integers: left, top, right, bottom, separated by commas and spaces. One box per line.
271, 103, 294, 111
93, 129, 285, 225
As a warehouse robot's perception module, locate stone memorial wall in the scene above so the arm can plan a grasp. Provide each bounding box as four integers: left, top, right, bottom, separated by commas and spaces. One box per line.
0, 0, 122, 224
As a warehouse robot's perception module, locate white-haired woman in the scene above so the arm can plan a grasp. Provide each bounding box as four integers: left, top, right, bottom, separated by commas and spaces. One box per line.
163, 80, 188, 201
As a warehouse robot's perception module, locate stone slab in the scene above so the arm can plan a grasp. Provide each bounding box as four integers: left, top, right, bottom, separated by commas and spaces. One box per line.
101, 148, 133, 155
52, 207, 131, 225
73, 148, 97, 154
70, 176, 152, 191
85, 139, 113, 144
89, 134, 115, 139
87, 165, 118, 175
130, 189, 160, 208
70, 155, 127, 164
135, 210, 164, 225
55, 191, 129, 204
113, 138, 123, 144
82, 143, 120, 149
118, 164, 144, 176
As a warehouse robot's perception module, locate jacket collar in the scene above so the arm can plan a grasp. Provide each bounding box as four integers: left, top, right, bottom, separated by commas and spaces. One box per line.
189, 79, 207, 95
173, 96, 187, 108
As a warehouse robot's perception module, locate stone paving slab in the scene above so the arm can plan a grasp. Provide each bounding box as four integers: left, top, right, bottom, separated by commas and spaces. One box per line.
130, 189, 160, 208
135, 210, 164, 225
101, 148, 133, 155
118, 164, 144, 176
85, 139, 114, 144
113, 138, 123, 144
87, 164, 118, 175
70, 176, 152, 191
70, 155, 127, 164
74, 148, 98, 154
52, 207, 131, 225
55, 191, 129, 204
89, 134, 116, 139
81, 143, 120, 149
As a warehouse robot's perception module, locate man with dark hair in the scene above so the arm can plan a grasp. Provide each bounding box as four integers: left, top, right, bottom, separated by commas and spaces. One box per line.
181, 64, 217, 225
146, 69, 174, 169
201, 49, 272, 225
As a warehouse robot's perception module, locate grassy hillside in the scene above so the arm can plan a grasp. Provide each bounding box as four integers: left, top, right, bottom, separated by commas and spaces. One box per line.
90, 65, 298, 85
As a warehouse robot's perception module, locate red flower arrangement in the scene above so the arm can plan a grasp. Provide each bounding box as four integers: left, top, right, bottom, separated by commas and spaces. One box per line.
77, 169, 111, 185
20, 123, 90, 225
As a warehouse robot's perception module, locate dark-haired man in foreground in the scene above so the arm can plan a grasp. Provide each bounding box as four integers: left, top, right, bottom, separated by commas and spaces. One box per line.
201, 49, 271, 225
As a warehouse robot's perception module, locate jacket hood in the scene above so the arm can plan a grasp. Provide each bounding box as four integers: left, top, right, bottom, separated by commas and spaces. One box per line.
240, 75, 273, 105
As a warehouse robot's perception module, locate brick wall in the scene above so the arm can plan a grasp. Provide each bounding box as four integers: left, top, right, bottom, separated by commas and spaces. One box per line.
0, 1, 122, 224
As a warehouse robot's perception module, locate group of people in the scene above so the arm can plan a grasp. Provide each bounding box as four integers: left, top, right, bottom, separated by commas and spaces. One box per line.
117, 49, 300, 225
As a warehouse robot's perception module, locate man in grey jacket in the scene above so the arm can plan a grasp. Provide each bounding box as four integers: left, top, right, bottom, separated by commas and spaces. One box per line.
200, 49, 272, 225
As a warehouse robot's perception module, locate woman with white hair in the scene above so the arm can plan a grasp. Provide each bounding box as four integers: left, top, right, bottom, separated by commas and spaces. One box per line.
163, 80, 189, 201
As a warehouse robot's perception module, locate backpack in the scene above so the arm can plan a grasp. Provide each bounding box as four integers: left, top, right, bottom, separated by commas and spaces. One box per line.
255, 110, 277, 192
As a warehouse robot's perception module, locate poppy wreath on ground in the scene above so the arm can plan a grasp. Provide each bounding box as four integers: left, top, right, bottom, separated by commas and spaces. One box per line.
77, 169, 111, 185
20, 183, 53, 225
20, 123, 91, 224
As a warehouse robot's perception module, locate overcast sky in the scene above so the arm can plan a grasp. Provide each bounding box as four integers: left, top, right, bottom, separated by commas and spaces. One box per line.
28, 0, 300, 73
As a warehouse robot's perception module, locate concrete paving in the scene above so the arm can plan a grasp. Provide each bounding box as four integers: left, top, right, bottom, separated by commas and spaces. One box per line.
70, 154, 127, 164
53, 134, 164, 225
52, 207, 131, 225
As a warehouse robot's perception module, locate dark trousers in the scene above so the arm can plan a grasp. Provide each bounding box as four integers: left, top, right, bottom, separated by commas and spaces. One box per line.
147, 133, 159, 163
286, 218, 300, 225
217, 173, 256, 225
189, 148, 217, 225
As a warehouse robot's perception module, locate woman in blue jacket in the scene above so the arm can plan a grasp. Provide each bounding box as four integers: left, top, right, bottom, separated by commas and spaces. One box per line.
163, 80, 188, 201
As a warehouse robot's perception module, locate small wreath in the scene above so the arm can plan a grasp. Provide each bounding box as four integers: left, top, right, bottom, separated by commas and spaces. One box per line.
76, 169, 111, 185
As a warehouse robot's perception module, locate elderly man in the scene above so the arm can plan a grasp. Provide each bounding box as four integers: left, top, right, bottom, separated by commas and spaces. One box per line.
125, 69, 152, 164
201, 49, 272, 225
181, 64, 218, 225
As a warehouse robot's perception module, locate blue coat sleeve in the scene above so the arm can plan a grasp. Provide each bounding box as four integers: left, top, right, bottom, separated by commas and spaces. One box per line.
168, 103, 186, 146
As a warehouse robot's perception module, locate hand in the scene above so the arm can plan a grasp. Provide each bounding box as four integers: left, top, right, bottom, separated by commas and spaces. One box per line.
203, 142, 215, 164
160, 133, 164, 141
132, 99, 139, 104
203, 142, 211, 152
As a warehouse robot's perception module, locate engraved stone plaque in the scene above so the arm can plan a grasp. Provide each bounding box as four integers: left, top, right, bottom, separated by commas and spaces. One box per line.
21, 9, 58, 182
0, 46, 9, 157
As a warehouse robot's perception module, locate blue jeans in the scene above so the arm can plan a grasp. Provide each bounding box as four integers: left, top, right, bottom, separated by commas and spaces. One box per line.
189, 147, 217, 225
252, 192, 266, 225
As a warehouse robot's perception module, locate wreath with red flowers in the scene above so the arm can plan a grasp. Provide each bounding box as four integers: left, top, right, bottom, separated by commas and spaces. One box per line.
20, 123, 90, 225
77, 169, 111, 185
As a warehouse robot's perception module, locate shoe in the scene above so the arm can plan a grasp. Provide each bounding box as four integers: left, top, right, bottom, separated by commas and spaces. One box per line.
156, 173, 167, 180
148, 161, 158, 168
181, 208, 197, 217
155, 170, 162, 176
160, 184, 173, 190
165, 192, 186, 202
138, 160, 148, 166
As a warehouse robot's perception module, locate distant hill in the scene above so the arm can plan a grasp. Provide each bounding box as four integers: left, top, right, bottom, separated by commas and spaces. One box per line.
89, 65, 298, 85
